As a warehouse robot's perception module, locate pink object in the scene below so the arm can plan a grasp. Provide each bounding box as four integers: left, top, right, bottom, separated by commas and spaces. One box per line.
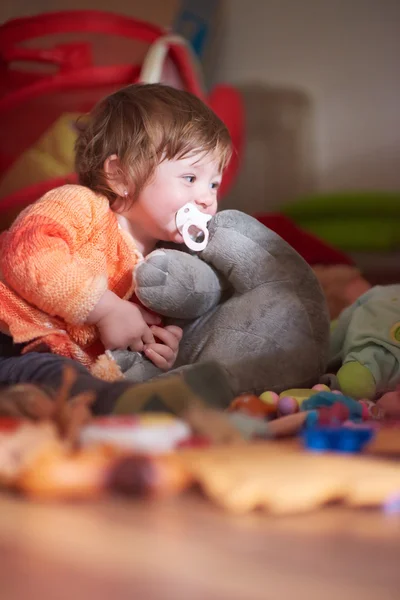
278, 395, 299, 416
312, 384, 330, 392
362, 406, 370, 421
359, 400, 374, 421
318, 403, 350, 426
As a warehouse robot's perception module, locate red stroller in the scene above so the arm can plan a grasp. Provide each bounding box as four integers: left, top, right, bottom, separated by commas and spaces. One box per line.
0, 10, 244, 228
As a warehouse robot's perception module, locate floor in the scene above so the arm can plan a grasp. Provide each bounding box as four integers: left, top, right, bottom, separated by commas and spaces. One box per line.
1, 491, 399, 600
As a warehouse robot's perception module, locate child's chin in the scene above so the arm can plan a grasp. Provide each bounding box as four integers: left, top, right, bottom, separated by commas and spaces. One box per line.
171, 231, 184, 244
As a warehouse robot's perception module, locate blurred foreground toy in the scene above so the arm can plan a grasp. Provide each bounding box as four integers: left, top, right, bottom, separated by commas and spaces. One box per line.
80, 414, 191, 453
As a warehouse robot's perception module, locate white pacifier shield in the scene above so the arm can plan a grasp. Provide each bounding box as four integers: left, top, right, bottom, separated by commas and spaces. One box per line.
175, 203, 212, 252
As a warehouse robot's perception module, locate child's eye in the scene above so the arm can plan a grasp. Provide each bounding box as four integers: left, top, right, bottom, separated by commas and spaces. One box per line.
183, 175, 196, 183
210, 181, 220, 190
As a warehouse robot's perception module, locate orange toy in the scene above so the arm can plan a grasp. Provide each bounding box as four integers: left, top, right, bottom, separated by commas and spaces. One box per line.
228, 394, 277, 418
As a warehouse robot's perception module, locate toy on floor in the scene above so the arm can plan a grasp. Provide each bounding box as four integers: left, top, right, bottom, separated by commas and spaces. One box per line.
229, 384, 367, 421
280, 392, 371, 434
302, 426, 375, 453
229, 382, 380, 442
255, 383, 332, 417
328, 284, 400, 400
80, 414, 191, 453
302, 391, 370, 422
113, 210, 330, 398
177, 441, 400, 514
230, 384, 334, 419
227, 394, 276, 418
274, 383, 331, 415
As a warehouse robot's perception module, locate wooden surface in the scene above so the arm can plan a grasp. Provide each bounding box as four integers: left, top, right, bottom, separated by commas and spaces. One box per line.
0, 491, 400, 600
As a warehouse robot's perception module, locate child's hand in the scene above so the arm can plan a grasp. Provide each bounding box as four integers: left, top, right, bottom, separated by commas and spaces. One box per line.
144, 325, 183, 371
98, 303, 157, 351
87, 290, 160, 351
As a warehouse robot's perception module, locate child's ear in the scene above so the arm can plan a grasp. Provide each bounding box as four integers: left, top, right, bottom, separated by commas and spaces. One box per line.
104, 154, 128, 198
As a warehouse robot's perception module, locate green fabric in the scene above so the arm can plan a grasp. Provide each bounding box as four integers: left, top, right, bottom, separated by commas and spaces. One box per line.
336, 361, 376, 400
283, 191, 400, 218
288, 218, 400, 251
330, 285, 400, 398
282, 192, 400, 251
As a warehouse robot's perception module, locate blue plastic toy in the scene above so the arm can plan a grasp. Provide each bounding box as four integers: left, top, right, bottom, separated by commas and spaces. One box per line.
302, 425, 374, 453
302, 391, 364, 420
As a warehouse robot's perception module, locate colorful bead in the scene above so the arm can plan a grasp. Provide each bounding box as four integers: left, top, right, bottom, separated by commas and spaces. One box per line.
259, 391, 279, 407
279, 388, 321, 407
277, 395, 299, 415
312, 383, 331, 392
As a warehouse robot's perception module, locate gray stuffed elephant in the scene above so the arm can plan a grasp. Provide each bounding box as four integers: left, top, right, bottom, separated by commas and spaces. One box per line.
112, 210, 330, 400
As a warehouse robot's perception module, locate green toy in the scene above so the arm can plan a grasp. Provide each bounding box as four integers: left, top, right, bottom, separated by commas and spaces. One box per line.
328, 285, 400, 399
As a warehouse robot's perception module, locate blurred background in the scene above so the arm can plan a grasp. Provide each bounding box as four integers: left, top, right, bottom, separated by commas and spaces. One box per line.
1, 0, 399, 292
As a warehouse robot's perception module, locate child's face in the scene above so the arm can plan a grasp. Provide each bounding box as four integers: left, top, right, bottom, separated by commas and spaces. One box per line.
126, 152, 222, 245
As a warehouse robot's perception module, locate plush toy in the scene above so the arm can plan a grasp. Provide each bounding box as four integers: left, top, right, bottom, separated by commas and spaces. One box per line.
327, 285, 400, 399
111, 210, 330, 400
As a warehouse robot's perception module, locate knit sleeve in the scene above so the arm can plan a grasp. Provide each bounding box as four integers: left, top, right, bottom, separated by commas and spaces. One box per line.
0, 188, 109, 325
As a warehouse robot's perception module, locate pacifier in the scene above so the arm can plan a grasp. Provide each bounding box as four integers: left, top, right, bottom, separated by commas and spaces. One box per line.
175, 203, 212, 252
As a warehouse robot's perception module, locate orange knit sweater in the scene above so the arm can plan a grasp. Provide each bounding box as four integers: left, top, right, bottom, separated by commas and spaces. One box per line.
0, 185, 142, 377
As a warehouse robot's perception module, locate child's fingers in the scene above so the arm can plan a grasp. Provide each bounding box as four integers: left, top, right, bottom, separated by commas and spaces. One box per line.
150, 326, 182, 350
137, 306, 162, 326
163, 325, 183, 341
145, 343, 174, 361
141, 327, 156, 345
144, 345, 174, 370
128, 340, 143, 352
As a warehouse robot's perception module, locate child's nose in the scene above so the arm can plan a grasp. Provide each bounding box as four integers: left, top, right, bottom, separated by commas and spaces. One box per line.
195, 191, 213, 210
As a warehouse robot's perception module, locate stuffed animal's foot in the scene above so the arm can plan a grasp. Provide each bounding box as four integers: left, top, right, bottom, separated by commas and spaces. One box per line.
111, 350, 163, 383
134, 250, 181, 317
336, 361, 376, 399
134, 248, 224, 318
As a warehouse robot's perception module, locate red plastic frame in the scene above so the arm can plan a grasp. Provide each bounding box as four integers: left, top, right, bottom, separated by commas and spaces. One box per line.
0, 10, 243, 212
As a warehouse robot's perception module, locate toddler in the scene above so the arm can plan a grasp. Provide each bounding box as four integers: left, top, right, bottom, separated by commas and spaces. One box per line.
0, 83, 232, 378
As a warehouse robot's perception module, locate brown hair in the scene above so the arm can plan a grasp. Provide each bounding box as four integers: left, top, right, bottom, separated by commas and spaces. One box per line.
75, 83, 232, 206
